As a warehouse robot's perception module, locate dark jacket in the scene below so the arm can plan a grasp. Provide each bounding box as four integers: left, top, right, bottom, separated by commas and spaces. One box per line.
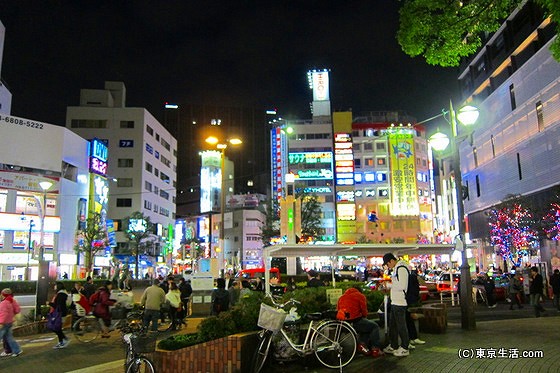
550, 273, 560, 294
530, 273, 544, 295
49, 290, 70, 317
179, 281, 193, 300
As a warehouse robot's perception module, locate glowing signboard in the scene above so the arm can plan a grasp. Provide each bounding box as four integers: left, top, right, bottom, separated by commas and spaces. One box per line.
310, 70, 330, 101
388, 129, 419, 215
89, 138, 108, 176
288, 152, 332, 165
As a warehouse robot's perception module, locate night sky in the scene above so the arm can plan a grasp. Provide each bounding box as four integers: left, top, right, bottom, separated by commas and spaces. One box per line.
0, 1, 459, 126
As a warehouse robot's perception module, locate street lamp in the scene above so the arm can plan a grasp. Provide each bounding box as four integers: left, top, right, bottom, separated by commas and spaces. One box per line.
35, 180, 52, 320
25, 219, 35, 281
429, 101, 479, 331
205, 136, 242, 274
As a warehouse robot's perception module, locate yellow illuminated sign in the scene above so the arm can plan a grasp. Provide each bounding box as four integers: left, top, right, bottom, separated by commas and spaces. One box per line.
388, 130, 419, 216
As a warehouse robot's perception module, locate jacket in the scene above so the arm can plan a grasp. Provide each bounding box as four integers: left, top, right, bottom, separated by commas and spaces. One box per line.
0, 296, 20, 324
92, 287, 115, 319
390, 260, 409, 306
337, 288, 368, 321
530, 273, 544, 295
50, 290, 71, 317
165, 289, 182, 308
141, 285, 166, 310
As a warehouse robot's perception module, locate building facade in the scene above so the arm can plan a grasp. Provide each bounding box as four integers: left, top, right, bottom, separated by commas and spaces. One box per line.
455, 1, 560, 270
66, 81, 177, 277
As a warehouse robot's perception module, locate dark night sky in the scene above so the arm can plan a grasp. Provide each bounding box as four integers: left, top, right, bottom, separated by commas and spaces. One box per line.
0, 1, 459, 126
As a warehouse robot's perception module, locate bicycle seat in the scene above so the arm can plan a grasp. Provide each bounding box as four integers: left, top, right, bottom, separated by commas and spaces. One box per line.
305, 313, 323, 321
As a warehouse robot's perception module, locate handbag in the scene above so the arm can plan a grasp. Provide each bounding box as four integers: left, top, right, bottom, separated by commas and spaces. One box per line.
46, 308, 62, 331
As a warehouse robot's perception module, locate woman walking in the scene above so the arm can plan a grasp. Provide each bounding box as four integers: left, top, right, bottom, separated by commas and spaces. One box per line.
165, 282, 182, 330
49, 282, 71, 348
0, 288, 22, 356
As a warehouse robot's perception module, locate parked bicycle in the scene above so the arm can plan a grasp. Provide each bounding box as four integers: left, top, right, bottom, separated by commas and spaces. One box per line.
73, 306, 143, 343
120, 324, 157, 373
252, 294, 358, 373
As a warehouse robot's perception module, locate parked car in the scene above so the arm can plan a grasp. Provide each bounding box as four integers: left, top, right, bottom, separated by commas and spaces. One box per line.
436, 272, 460, 293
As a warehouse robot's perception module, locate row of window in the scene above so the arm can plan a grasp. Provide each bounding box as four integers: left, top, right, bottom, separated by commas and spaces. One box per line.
146, 124, 172, 152
145, 162, 175, 186
143, 199, 171, 217
144, 181, 174, 202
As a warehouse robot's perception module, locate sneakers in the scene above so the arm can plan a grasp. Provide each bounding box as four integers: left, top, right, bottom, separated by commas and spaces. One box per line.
54, 339, 70, 349
0, 351, 10, 357
407, 343, 416, 350
411, 338, 426, 345
393, 347, 410, 357
370, 347, 383, 357
357, 343, 370, 356
383, 346, 396, 355
53, 342, 63, 349
11, 351, 22, 357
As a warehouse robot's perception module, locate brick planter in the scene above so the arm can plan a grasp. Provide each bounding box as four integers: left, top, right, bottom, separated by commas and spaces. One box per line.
13, 320, 47, 337
153, 331, 258, 373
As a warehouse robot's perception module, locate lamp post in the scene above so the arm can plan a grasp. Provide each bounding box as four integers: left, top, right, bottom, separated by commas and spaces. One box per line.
429, 102, 479, 331
205, 136, 242, 274
35, 180, 53, 320
25, 219, 35, 281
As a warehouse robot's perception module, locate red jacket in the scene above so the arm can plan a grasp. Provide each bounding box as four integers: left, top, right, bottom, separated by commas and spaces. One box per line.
93, 287, 115, 320
337, 288, 368, 321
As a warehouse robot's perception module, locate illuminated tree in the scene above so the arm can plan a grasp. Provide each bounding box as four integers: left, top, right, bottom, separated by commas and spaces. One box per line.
74, 211, 109, 277
397, 0, 560, 67
124, 211, 154, 279
488, 200, 538, 267
542, 203, 560, 240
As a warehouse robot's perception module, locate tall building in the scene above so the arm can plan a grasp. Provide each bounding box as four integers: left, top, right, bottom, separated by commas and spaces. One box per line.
0, 20, 12, 115
454, 1, 560, 270
66, 81, 177, 275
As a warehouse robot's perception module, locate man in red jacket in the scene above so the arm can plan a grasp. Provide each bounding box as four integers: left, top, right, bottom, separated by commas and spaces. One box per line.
337, 286, 382, 357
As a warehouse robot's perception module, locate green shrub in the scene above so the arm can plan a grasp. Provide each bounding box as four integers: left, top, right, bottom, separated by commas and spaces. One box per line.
157, 333, 200, 350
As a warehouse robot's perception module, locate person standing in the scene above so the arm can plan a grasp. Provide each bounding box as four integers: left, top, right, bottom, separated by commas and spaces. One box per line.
550, 269, 560, 311
509, 273, 524, 310
49, 282, 71, 348
382, 253, 410, 357
141, 279, 166, 331
529, 266, 546, 317
228, 281, 241, 307
165, 282, 182, 330
82, 276, 96, 300
306, 270, 324, 287
211, 278, 230, 315
483, 274, 497, 308
91, 281, 116, 338
0, 288, 22, 356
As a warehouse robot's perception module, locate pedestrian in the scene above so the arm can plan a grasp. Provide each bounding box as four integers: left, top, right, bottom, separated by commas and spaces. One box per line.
550, 269, 560, 311
484, 274, 497, 308
405, 310, 426, 348
140, 279, 166, 331
240, 280, 252, 297
306, 270, 324, 287
286, 278, 297, 292
49, 282, 71, 348
228, 281, 241, 307
254, 277, 265, 291
382, 253, 410, 357
529, 266, 546, 317
91, 280, 116, 337
336, 285, 383, 357
0, 288, 22, 357
165, 282, 182, 330
211, 278, 230, 315
82, 276, 96, 300
71, 282, 90, 327
509, 273, 524, 310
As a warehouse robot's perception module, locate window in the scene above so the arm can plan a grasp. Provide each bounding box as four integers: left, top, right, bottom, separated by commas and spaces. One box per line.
144, 200, 152, 210
536, 101, 544, 131
363, 142, 373, 151
353, 143, 361, 152
160, 172, 170, 183
375, 142, 386, 151
473, 147, 478, 168
491, 135, 496, 158
354, 159, 361, 168
146, 125, 154, 136
364, 158, 374, 167
145, 162, 153, 173
156, 133, 160, 141
118, 159, 133, 168
117, 178, 133, 187
120, 121, 135, 128
509, 84, 516, 110
376, 157, 386, 166
153, 185, 159, 195
159, 189, 169, 200
154, 168, 159, 177
116, 198, 132, 207
145, 181, 152, 192
161, 138, 171, 151
71, 119, 107, 128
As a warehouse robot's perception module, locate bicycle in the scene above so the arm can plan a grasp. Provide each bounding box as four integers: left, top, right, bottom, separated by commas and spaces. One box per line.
73, 307, 143, 343
252, 294, 358, 373
120, 324, 157, 373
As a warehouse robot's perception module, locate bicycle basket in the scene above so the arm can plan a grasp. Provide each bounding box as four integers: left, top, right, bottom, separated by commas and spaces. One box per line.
111, 306, 127, 320
257, 303, 287, 331
131, 333, 157, 353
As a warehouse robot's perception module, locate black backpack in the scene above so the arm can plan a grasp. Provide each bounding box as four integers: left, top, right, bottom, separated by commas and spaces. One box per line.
212, 290, 230, 315
396, 265, 421, 305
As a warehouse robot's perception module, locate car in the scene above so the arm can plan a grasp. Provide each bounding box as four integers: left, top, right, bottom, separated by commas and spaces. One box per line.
423, 269, 442, 281
435, 272, 460, 293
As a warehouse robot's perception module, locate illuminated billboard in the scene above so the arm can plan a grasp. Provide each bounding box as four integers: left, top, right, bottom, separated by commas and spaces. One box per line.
334, 133, 354, 185
388, 129, 419, 216
288, 151, 333, 181
308, 70, 330, 101
200, 150, 221, 213
89, 138, 108, 176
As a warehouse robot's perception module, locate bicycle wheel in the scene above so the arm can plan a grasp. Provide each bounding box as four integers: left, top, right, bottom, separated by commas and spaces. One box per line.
125, 356, 155, 373
312, 321, 357, 369
251, 329, 274, 373
73, 316, 101, 342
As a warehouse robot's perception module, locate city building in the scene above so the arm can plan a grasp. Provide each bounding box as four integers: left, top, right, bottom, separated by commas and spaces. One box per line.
0, 20, 12, 115
454, 1, 560, 271
0, 114, 91, 280
66, 81, 177, 277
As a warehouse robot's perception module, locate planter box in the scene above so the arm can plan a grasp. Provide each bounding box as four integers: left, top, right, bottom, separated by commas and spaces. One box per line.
153, 331, 258, 373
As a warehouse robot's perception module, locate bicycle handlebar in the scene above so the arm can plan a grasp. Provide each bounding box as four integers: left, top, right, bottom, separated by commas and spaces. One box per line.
265, 292, 301, 309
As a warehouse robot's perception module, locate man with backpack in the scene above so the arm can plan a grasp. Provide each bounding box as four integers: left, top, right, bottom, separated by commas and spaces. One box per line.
404, 268, 426, 347
211, 278, 230, 315
382, 253, 410, 357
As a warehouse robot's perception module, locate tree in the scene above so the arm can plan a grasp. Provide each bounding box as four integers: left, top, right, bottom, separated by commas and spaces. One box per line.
74, 211, 109, 277
298, 193, 323, 242
259, 198, 280, 247
488, 195, 539, 268
397, 0, 559, 67
124, 211, 154, 279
